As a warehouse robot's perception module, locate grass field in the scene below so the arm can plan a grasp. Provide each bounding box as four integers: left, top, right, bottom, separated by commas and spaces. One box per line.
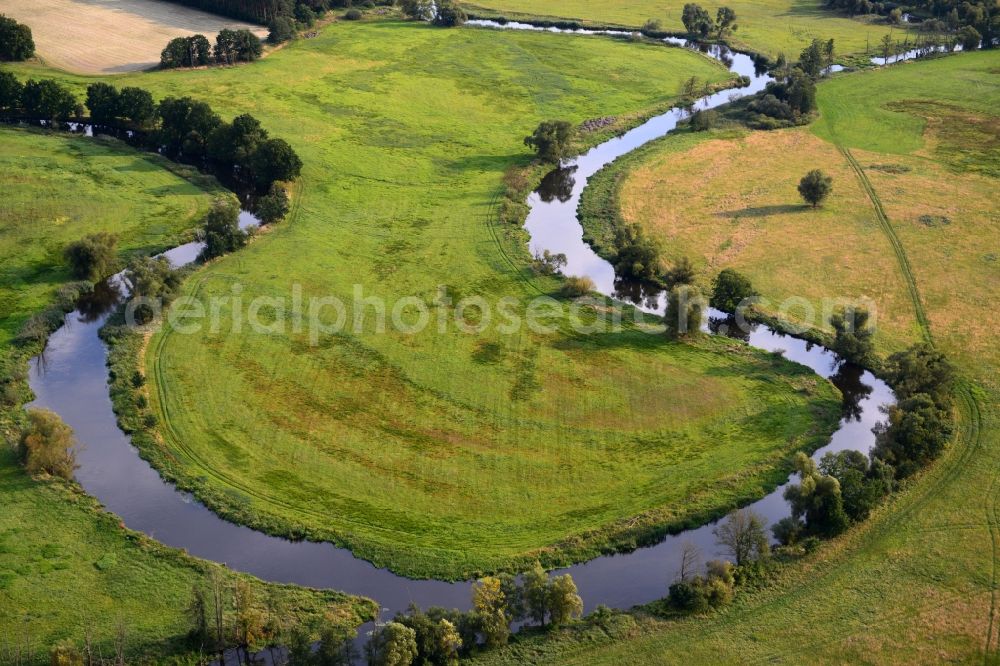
0, 127, 224, 345
519, 50, 1000, 663
4, 0, 267, 74
465, 0, 912, 58
2, 21, 844, 580
0, 130, 374, 662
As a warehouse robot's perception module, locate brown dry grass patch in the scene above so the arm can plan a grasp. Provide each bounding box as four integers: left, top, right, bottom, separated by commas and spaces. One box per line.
6, 0, 267, 74
620, 128, 921, 351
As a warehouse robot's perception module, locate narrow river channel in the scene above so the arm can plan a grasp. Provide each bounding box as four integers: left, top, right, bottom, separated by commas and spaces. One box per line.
26, 23, 901, 636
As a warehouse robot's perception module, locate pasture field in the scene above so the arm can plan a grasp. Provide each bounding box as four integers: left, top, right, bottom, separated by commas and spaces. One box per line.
3, 0, 267, 74
2, 21, 844, 580
0, 130, 374, 661
0, 127, 224, 345
516, 50, 1000, 663
465, 0, 913, 58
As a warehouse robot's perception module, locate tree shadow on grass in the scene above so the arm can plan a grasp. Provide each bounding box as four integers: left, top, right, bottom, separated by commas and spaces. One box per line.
715, 204, 811, 219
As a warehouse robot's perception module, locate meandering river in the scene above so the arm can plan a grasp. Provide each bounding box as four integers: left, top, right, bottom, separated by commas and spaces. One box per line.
27, 24, 898, 636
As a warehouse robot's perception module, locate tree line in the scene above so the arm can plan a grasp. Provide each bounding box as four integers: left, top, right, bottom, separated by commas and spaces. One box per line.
0, 74, 301, 193
160, 29, 263, 68
825, 0, 996, 49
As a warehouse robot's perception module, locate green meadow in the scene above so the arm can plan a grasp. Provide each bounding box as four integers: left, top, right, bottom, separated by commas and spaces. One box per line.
0, 128, 223, 344
526, 51, 1000, 662
4, 20, 842, 580
464, 0, 913, 58
0, 129, 374, 661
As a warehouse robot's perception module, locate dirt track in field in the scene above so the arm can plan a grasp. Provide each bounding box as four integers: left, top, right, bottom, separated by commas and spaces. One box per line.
4, 0, 268, 74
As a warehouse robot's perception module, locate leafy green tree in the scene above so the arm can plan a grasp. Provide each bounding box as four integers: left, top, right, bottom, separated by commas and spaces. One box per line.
395, 606, 463, 665
547, 574, 583, 627
125, 256, 181, 301
251, 137, 303, 188
522, 562, 550, 626
957, 25, 982, 50
85, 82, 122, 124
524, 120, 574, 163
200, 199, 247, 260
611, 223, 662, 282
19, 408, 78, 479
187, 585, 211, 650
255, 184, 291, 224
664, 284, 705, 339
160, 34, 212, 68
798, 169, 832, 207
883, 343, 954, 408
268, 15, 296, 43
472, 577, 510, 648
400, 0, 435, 20
798, 38, 833, 78
207, 113, 268, 173
64, 232, 118, 281
714, 508, 769, 566
118, 86, 156, 127
215, 28, 263, 64
0, 14, 35, 61
315, 619, 356, 665
829, 305, 875, 366
819, 450, 893, 522
155, 96, 222, 159
367, 622, 417, 666
771, 515, 804, 546
688, 108, 718, 131
0, 71, 23, 113
711, 268, 757, 313
786, 70, 817, 115
433, 0, 467, 26
784, 452, 850, 537
21, 79, 78, 121
681, 3, 713, 37
715, 7, 738, 37
873, 393, 953, 477
663, 256, 696, 289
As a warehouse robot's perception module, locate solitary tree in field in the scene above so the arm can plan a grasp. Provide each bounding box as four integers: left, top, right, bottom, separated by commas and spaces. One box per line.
681, 3, 713, 37
713, 508, 769, 566
19, 408, 78, 479
0, 14, 35, 61
524, 120, 574, 163
798, 169, 833, 208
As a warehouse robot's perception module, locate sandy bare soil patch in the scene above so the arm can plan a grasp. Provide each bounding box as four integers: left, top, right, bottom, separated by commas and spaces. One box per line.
4, 0, 267, 74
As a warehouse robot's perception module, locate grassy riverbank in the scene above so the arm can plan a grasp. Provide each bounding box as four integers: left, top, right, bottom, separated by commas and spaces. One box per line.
2, 20, 846, 580
0, 129, 375, 662
533, 50, 1000, 662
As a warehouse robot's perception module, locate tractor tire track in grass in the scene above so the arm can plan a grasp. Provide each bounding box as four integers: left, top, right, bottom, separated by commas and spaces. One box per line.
837, 146, 932, 344
838, 143, 997, 657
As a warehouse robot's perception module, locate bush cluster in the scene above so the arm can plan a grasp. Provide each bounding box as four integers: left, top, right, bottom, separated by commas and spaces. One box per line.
0, 75, 303, 194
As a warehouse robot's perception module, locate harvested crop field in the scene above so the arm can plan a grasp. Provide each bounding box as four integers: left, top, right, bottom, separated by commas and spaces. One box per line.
4, 0, 267, 74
